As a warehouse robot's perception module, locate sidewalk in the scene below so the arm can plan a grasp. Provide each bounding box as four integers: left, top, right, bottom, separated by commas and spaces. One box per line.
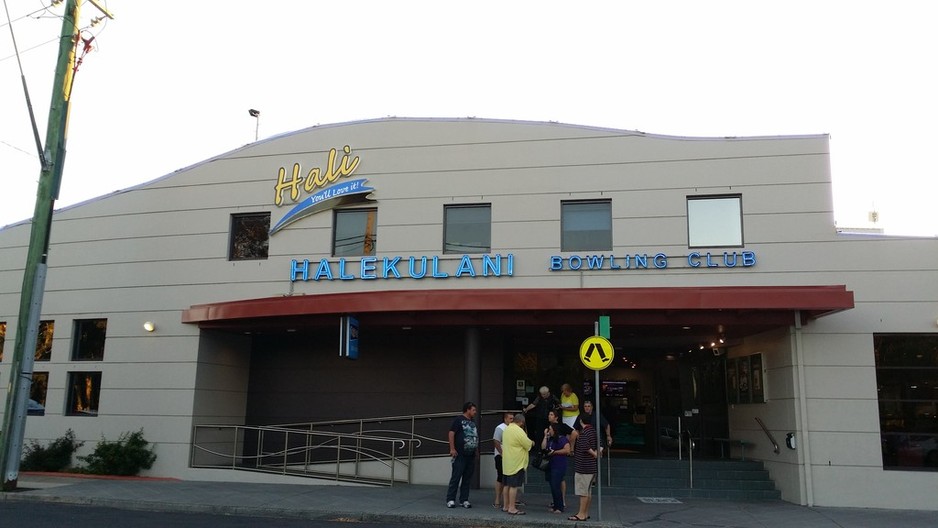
1, 472, 934, 527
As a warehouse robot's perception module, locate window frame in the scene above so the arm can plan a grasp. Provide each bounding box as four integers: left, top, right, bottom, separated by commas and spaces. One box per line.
443, 203, 492, 254
71, 318, 108, 361
30, 371, 49, 413
332, 207, 378, 257
561, 199, 612, 252
66, 371, 102, 416
228, 212, 271, 261
686, 194, 744, 248
874, 333, 938, 472
34, 320, 54, 362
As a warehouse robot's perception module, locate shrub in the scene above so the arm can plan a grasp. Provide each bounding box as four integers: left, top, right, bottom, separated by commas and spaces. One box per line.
21, 429, 84, 472
78, 429, 157, 476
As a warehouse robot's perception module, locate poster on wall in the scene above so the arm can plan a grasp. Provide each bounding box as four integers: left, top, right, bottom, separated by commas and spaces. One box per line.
738, 356, 751, 404
750, 353, 764, 403
726, 358, 739, 404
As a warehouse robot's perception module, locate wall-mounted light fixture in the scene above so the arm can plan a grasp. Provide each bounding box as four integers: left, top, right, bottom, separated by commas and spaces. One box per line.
143, 321, 156, 332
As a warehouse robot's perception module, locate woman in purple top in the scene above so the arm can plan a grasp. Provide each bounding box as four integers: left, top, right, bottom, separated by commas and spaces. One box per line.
542, 423, 571, 513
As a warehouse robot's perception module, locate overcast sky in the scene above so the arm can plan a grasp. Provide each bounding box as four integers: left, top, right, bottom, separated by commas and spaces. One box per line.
2, 1, 936, 235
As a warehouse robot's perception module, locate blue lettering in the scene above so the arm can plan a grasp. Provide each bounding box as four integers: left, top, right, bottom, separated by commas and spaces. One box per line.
409, 256, 427, 279
360, 257, 377, 279
291, 259, 309, 281
338, 258, 355, 279
455, 255, 477, 277
314, 259, 334, 280
431, 256, 449, 278
654, 253, 668, 269
610, 255, 621, 270
482, 254, 501, 276
382, 256, 402, 278
585, 255, 605, 269
688, 252, 701, 268
569, 255, 582, 270
723, 252, 738, 268
705, 253, 719, 268
549, 256, 563, 271
742, 251, 756, 267
635, 254, 648, 269
506, 254, 514, 275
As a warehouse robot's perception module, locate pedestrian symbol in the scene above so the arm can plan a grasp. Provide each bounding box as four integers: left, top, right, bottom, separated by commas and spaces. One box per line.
579, 336, 615, 371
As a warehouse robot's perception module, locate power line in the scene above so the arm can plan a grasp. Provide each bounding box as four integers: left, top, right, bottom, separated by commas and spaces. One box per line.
0, 139, 38, 157
0, 2, 59, 30
0, 35, 57, 63
2, 0, 48, 164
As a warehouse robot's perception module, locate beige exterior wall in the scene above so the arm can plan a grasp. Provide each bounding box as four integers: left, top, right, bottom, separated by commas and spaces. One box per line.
1, 118, 936, 507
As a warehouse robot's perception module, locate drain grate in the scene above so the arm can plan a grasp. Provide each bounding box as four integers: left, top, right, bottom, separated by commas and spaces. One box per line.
637, 497, 682, 504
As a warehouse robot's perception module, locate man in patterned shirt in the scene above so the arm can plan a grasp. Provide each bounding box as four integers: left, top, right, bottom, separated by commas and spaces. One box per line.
446, 402, 478, 508
569, 413, 598, 521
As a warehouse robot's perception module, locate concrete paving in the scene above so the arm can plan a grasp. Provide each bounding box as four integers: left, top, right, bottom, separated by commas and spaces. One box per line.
2, 472, 936, 527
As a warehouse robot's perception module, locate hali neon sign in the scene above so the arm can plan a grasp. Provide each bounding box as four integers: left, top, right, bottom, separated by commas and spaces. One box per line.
269, 145, 373, 234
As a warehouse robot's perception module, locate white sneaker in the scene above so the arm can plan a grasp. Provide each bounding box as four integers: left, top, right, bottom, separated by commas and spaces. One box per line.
446, 500, 455, 508
461, 501, 472, 508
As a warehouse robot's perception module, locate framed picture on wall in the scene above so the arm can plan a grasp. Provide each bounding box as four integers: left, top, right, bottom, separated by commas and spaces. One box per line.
738, 356, 751, 404
750, 353, 764, 403
726, 358, 739, 404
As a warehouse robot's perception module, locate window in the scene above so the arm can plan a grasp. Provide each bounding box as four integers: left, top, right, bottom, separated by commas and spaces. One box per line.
333, 208, 377, 257
561, 200, 611, 252
687, 195, 743, 247
30, 372, 48, 414
0, 321, 5, 361
229, 212, 270, 260
72, 319, 107, 361
875, 334, 938, 470
35, 320, 54, 362
444, 204, 491, 253
66, 371, 102, 416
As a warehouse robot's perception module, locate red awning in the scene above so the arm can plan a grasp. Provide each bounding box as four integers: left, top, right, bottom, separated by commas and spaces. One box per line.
182, 285, 853, 332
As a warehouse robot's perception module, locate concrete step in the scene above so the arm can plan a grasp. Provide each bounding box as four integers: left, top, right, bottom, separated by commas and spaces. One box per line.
524, 458, 780, 501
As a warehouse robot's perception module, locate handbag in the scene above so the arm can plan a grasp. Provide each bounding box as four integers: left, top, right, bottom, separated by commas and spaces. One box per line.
531, 449, 551, 471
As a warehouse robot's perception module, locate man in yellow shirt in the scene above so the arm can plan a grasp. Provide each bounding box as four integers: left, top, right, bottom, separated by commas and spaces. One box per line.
501, 413, 533, 515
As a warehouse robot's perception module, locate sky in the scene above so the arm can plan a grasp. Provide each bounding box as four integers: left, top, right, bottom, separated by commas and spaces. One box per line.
1, 1, 936, 235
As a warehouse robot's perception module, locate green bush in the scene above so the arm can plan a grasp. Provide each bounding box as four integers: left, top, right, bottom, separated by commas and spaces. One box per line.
78, 429, 157, 476
21, 429, 84, 472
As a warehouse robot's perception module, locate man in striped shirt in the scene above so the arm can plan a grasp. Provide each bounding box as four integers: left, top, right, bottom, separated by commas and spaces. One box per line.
569, 413, 598, 522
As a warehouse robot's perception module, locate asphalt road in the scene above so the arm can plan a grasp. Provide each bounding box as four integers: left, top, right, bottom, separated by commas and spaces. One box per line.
0, 502, 454, 528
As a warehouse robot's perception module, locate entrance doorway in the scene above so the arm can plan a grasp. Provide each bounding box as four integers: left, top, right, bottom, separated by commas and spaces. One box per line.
504, 331, 729, 459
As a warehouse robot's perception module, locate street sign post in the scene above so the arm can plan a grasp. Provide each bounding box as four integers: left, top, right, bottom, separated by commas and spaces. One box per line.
579, 317, 613, 521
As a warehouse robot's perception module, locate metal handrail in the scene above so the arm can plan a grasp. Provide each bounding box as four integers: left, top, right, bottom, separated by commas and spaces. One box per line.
191, 409, 517, 485
190, 424, 420, 486
754, 417, 780, 454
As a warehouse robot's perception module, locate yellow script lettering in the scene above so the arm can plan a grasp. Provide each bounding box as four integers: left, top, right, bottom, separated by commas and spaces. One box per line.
304, 167, 325, 192
340, 145, 360, 176
274, 164, 302, 206
273, 146, 361, 206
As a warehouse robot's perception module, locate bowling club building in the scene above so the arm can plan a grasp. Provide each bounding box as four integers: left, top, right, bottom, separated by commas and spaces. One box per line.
0, 118, 936, 509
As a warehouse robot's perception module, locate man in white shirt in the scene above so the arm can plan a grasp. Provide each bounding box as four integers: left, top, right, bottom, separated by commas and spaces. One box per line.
492, 411, 512, 509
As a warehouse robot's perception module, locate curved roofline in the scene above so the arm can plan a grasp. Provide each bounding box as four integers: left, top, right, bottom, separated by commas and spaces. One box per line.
259, 116, 830, 143
12, 116, 828, 229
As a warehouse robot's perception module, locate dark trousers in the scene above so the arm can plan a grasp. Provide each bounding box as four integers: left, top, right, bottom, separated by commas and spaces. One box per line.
548, 465, 566, 512
446, 452, 475, 502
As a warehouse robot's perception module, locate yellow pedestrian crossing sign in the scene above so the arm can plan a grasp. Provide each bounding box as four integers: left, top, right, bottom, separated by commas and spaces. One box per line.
580, 335, 614, 370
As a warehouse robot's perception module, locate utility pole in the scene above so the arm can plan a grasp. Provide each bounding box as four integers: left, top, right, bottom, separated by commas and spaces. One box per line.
0, 0, 113, 492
